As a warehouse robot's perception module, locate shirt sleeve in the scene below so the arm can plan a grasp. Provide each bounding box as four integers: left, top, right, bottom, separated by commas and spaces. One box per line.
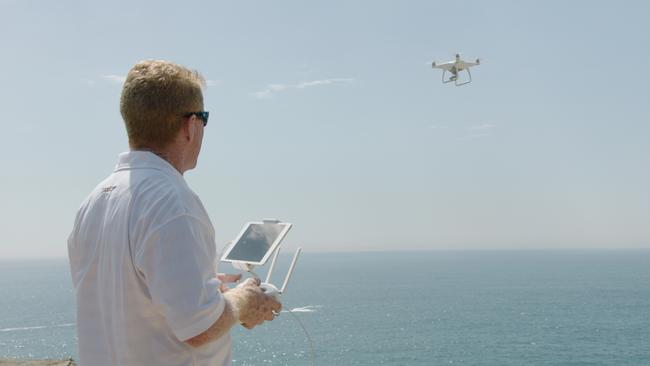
133, 214, 224, 341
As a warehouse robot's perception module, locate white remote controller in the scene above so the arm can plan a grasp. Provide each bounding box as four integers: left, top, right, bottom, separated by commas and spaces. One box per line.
260, 282, 281, 300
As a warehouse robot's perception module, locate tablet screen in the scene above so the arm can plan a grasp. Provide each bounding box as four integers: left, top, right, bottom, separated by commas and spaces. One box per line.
222, 222, 291, 264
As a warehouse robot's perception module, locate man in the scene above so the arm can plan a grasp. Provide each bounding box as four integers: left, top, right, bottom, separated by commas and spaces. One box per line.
68, 60, 281, 366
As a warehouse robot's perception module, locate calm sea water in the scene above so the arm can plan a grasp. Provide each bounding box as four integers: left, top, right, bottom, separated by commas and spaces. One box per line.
2, 251, 650, 365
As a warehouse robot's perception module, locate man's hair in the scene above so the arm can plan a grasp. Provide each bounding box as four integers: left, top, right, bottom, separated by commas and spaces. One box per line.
120, 60, 206, 149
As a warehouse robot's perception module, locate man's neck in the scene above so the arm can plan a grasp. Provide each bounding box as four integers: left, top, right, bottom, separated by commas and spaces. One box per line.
131, 146, 186, 175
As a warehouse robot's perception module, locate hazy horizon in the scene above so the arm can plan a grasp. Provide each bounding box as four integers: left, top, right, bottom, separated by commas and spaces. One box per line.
4, 247, 650, 262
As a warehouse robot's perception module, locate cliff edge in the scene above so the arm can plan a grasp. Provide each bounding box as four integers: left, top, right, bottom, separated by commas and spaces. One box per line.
0, 360, 75, 366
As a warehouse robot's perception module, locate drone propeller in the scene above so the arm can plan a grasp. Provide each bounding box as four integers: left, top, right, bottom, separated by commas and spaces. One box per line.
476, 58, 480, 65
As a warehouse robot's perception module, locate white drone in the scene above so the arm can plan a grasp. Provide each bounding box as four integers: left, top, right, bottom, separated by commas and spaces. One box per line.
432, 53, 481, 86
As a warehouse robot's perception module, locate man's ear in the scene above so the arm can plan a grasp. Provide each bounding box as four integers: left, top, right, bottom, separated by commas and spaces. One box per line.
183, 117, 196, 142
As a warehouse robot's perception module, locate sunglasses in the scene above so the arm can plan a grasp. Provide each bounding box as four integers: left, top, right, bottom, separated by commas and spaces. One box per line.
184, 111, 209, 127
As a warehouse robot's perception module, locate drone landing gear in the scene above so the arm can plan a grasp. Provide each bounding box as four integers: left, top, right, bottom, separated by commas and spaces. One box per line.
442, 69, 472, 86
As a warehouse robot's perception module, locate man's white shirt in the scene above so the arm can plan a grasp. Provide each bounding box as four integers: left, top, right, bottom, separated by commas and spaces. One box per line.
68, 151, 231, 366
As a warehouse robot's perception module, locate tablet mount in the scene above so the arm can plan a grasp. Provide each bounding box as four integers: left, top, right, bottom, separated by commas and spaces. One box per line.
230, 219, 302, 299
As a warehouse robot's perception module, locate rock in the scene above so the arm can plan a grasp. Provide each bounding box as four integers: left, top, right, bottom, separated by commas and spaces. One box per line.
0, 360, 75, 366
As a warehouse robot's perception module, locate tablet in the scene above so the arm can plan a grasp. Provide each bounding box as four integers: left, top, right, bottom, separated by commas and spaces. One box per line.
221, 221, 292, 265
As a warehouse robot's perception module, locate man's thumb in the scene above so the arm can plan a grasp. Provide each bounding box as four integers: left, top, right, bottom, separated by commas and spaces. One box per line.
238, 277, 261, 288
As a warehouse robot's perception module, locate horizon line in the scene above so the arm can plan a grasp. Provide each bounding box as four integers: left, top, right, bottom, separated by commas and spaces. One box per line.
3, 247, 650, 261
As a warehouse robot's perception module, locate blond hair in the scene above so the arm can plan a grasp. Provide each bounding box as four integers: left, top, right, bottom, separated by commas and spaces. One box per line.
120, 60, 205, 149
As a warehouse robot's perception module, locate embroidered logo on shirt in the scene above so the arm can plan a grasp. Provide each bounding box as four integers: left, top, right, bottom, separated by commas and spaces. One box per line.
102, 186, 117, 193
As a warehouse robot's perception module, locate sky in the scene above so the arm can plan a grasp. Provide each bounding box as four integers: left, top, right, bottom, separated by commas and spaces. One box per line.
0, 0, 649, 258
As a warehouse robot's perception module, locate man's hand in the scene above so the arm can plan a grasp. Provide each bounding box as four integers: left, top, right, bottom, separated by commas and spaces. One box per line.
185, 277, 281, 347
224, 278, 282, 329
217, 273, 242, 293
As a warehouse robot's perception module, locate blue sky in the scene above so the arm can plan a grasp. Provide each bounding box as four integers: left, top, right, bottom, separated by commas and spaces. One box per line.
1, 0, 649, 258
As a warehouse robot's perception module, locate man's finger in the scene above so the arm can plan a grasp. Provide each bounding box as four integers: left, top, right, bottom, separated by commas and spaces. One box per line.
238, 277, 260, 288
217, 273, 242, 283
269, 299, 282, 313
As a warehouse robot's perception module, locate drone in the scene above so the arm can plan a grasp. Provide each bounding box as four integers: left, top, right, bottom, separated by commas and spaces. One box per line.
432, 53, 481, 86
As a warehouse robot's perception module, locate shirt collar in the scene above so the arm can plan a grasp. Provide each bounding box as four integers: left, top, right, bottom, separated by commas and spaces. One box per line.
114, 150, 183, 180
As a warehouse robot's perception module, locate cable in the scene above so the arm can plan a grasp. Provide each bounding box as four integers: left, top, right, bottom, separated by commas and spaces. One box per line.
241, 271, 314, 365
282, 299, 316, 366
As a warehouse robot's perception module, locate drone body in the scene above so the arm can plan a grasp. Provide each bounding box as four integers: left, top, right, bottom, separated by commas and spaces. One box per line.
432, 53, 481, 86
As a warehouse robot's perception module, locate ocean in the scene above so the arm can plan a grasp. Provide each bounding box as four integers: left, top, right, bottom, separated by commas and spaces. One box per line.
2, 250, 650, 365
